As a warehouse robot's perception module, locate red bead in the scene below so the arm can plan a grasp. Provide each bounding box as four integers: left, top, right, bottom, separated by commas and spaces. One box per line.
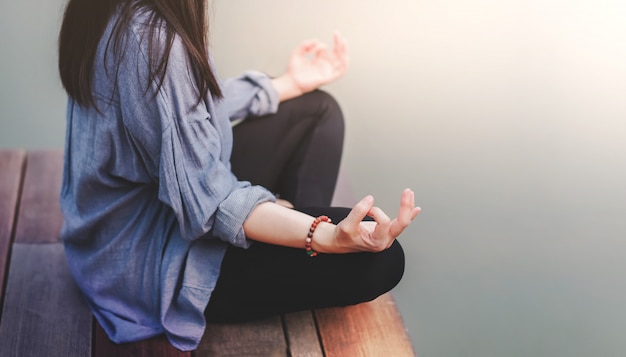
305, 215, 332, 258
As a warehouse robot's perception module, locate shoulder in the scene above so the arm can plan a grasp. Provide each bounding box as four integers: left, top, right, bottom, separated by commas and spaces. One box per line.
104, 5, 195, 95
122, 7, 193, 80
123, 7, 168, 59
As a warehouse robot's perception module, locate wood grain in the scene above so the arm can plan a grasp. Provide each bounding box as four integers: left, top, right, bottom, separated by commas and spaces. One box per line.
197, 316, 287, 357
13, 150, 64, 244
283, 311, 324, 357
94, 323, 191, 357
0, 150, 25, 307
315, 293, 416, 357
0, 243, 92, 357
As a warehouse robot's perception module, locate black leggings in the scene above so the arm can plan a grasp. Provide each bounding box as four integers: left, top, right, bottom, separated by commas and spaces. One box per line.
205, 91, 405, 322
229, 90, 344, 208
205, 207, 405, 322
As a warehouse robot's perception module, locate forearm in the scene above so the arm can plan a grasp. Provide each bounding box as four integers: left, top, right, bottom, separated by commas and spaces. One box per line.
243, 190, 420, 255
243, 202, 335, 252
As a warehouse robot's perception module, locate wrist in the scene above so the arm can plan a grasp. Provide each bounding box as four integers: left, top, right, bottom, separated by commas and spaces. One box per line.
311, 221, 336, 254
272, 73, 304, 102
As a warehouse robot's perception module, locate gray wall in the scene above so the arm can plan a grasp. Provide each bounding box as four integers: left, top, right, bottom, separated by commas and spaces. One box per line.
0, 0, 67, 148
2, 0, 626, 356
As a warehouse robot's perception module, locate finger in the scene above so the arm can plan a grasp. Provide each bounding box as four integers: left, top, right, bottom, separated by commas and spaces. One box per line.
388, 189, 414, 238
396, 188, 415, 226
333, 32, 349, 59
295, 39, 321, 56
312, 42, 330, 60
343, 195, 374, 227
330, 33, 347, 69
411, 207, 421, 220
367, 206, 391, 225
368, 205, 396, 249
333, 32, 342, 56
389, 218, 409, 239
389, 206, 421, 239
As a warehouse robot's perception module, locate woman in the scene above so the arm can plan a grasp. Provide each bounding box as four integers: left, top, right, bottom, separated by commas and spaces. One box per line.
58, 0, 420, 351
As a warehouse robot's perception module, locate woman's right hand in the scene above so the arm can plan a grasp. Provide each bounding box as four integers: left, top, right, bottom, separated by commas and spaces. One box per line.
272, 32, 350, 102
316, 189, 421, 253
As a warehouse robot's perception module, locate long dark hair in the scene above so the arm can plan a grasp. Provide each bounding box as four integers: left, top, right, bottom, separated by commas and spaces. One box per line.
58, 0, 222, 109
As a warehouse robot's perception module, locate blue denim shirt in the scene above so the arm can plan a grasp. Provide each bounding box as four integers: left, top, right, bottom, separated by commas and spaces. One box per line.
60, 9, 277, 351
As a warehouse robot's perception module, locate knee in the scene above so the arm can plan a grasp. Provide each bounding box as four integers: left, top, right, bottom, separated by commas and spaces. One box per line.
372, 241, 406, 297
348, 241, 406, 305
309, 90, 342, 112
306, 90, 345, 130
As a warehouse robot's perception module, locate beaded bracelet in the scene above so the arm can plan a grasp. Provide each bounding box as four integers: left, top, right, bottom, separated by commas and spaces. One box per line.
305, 215, 331, 257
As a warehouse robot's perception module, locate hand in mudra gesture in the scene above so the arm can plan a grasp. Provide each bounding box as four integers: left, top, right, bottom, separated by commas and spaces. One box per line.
285, 32, 349, 94
316, 189, 421, 253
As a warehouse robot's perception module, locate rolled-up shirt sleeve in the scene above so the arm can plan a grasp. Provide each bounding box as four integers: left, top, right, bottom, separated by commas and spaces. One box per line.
221, 70, 280, 121
158, 119, 274, 247
213, 184, 274, 247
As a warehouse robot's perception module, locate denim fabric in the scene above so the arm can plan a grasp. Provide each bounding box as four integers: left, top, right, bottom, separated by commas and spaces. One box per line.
60, 9, 277, 351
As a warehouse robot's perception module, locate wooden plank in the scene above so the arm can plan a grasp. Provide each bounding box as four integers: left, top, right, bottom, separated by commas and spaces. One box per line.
315, 293, 416, 357
283, 311, 324, 357
196, 316, 287, 357
94, 323, 191, 357
0, 243, 92, 357
0, 150, 25, 307
13, 150, 64, 244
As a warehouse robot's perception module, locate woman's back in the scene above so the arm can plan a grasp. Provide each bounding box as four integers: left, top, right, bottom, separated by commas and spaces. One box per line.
60, 6, 274, 350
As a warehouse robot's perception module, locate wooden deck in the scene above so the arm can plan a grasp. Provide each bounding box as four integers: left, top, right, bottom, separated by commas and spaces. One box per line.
0, 149, 415, 357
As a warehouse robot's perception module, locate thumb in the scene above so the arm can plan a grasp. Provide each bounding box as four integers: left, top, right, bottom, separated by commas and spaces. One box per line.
343, 195, 374, 226
295, 39, 320, 56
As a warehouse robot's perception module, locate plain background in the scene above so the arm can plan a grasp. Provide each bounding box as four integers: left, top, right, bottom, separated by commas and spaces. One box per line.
2, 0, 626, 356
